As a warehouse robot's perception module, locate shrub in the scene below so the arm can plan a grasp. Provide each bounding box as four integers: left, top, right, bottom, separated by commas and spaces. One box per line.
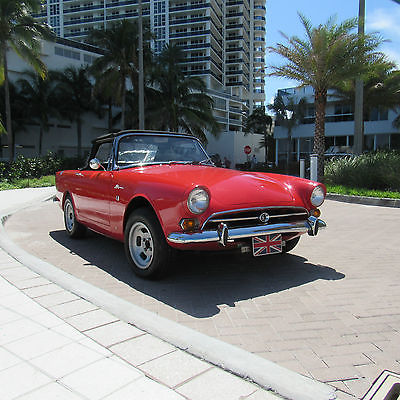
0, 153, 86, 182
324, 151, 400, 191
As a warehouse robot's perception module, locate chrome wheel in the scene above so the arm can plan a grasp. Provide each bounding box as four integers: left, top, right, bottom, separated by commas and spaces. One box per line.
65, 200, 75, 233
128, 222, 154, 269
63, 197, 86, 238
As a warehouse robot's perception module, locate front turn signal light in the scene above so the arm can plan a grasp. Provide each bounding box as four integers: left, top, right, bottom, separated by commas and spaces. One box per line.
311, 209, 321, 218
180, 218, 199, 231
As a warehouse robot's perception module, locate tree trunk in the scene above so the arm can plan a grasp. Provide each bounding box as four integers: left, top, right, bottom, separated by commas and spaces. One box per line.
313, 89, 327, 180
264, 132, 267, 164
121, 78, 126, 130
108, 98, 113, 132
39, 125, 43, 155
77, 116, 82, 158
3, 52, 14, 161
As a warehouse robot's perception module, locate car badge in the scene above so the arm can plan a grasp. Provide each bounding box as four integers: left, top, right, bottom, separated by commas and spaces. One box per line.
259, 212, 269, 223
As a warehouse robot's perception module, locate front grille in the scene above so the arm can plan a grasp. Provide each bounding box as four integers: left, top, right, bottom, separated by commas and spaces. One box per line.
202, 207, 309, 230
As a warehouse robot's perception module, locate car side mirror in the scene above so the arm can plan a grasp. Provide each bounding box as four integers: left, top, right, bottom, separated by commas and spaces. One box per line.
89, 158, 102, 170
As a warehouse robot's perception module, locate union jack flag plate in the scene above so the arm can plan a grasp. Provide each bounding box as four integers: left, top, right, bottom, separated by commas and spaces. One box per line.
252, 234, 282, 256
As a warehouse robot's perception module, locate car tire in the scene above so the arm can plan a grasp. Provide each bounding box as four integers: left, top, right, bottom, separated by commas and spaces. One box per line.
282, 236, 300, 253
124, 208, 171, 279
63, 196, 86, 238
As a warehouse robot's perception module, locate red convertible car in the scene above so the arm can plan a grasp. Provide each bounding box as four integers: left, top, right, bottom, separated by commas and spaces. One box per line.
55, 130, 326, 279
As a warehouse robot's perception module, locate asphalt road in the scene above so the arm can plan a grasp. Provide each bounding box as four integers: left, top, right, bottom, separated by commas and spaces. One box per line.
5, 199, 400, 399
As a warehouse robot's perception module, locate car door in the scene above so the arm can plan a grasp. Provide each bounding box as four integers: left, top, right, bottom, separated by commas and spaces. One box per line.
73, 141, 113, 229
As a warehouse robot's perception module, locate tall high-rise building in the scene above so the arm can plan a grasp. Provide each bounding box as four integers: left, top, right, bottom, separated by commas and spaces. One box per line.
34, 0, 266, 161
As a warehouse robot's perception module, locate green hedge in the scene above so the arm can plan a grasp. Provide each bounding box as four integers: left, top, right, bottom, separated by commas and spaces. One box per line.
324, 151, 400, 191
0, 154, 85, 182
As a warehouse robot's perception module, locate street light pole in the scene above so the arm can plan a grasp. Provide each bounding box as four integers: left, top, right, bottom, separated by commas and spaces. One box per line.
353, 0, 365, 154
138, 0, 145, 130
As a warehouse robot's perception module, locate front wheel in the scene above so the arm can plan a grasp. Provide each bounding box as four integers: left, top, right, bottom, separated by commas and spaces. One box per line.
124, 208, 171, 279
63, 197, 86, 238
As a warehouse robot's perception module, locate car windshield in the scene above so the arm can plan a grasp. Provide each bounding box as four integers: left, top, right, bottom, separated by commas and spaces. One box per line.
116, 134, 213, 168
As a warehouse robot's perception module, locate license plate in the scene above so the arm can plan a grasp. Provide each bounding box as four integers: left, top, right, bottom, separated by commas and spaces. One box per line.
252, 234, 282, 256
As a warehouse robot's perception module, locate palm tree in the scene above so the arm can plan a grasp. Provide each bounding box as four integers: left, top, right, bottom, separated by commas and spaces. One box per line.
17, 71, 59, 155
0, 0, 54, 160
148, 44, 220, 144
0, 81, 29, 150
269, 13, 383, 178
54, 66, 94, 158
87, 20, 152, 130
268, 94, 306, 167
244, 107, 273, 164
335, 62, 400, 130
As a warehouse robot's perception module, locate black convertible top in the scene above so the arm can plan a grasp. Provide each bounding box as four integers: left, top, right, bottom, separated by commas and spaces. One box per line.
91, 130, 194, 144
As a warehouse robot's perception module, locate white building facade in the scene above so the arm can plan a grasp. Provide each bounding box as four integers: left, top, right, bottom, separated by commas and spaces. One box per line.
273, 86, 400, 163
30, 0, 267, 165
2, 39, 109, 159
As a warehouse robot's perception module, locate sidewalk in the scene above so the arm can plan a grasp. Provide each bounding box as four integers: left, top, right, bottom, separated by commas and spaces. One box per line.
0, 187, 341, 400
0, 187, 280, 400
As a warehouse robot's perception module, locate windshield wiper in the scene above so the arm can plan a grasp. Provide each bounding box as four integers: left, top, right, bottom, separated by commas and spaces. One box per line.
191, 157, 215, 166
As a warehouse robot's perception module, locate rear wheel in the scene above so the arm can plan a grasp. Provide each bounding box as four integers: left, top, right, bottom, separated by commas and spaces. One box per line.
63, 197, 86, 238
124, 208, 171, 279
282, 236, 300, 253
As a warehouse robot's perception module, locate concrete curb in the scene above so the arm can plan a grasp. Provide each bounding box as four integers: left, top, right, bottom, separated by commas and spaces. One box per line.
0, 194, 337, 400
327, 193, 400, 208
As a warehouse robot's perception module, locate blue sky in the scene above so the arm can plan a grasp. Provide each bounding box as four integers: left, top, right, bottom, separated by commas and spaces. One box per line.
265, 0, 400, 103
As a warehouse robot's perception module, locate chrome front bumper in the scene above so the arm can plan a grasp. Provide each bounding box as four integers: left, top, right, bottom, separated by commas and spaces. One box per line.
167, 216, 326, 246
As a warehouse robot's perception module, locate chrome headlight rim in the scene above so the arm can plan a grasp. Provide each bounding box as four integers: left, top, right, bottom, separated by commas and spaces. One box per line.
187, 187, 210, 215
310, 185, 325, 207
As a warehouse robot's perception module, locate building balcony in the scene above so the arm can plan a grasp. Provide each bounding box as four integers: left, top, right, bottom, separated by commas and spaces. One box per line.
170, 30, 210, 39
170, 16, 210, 25
64, 4, 105, 14
227, 12, 243, 18
226, 24, 243, 30
226, 35, 243, 41
226, 47, 243, 53
169, 3, 211, 12
65, 16, 105, 25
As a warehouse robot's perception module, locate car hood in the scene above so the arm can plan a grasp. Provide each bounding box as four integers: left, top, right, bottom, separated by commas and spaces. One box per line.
122, 165, 296, 207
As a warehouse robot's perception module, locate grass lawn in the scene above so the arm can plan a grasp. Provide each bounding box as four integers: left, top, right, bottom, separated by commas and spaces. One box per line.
0, 175, 55, 191
326, 184, 400, 199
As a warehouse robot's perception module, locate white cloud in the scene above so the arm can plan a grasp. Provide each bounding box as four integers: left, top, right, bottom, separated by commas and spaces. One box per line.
381, 47, 400, 68
367, 8, 400, 36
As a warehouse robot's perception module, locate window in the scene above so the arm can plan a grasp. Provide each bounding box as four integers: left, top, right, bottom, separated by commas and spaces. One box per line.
369, 107, 388, 121
50, 16, 60, 27
49, 4, 59, 15
154, 1, 166, 13
334, 103, 352, 115
54, 46, 81, 60
95, 142, 113, 168
117, 135, 209, 167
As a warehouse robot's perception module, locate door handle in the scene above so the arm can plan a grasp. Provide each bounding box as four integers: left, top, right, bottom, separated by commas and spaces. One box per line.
114, 184, 124, 190
75, 172, 84, 177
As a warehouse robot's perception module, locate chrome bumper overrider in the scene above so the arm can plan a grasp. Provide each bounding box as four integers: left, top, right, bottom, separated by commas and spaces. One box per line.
167, 216, 326, 246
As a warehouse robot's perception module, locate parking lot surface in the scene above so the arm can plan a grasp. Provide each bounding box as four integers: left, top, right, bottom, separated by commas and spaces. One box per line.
5, 199, 400, 399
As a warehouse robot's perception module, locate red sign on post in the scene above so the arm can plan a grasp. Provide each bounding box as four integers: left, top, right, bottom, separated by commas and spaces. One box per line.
244, 145, 251, 155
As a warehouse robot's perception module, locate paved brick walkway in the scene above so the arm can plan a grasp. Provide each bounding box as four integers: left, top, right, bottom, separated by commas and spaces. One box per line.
5, 199, 400, 399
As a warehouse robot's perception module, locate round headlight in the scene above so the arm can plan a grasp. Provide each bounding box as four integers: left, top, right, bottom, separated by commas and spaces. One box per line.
187, 187, 209, 214
310, 185, 325, 207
